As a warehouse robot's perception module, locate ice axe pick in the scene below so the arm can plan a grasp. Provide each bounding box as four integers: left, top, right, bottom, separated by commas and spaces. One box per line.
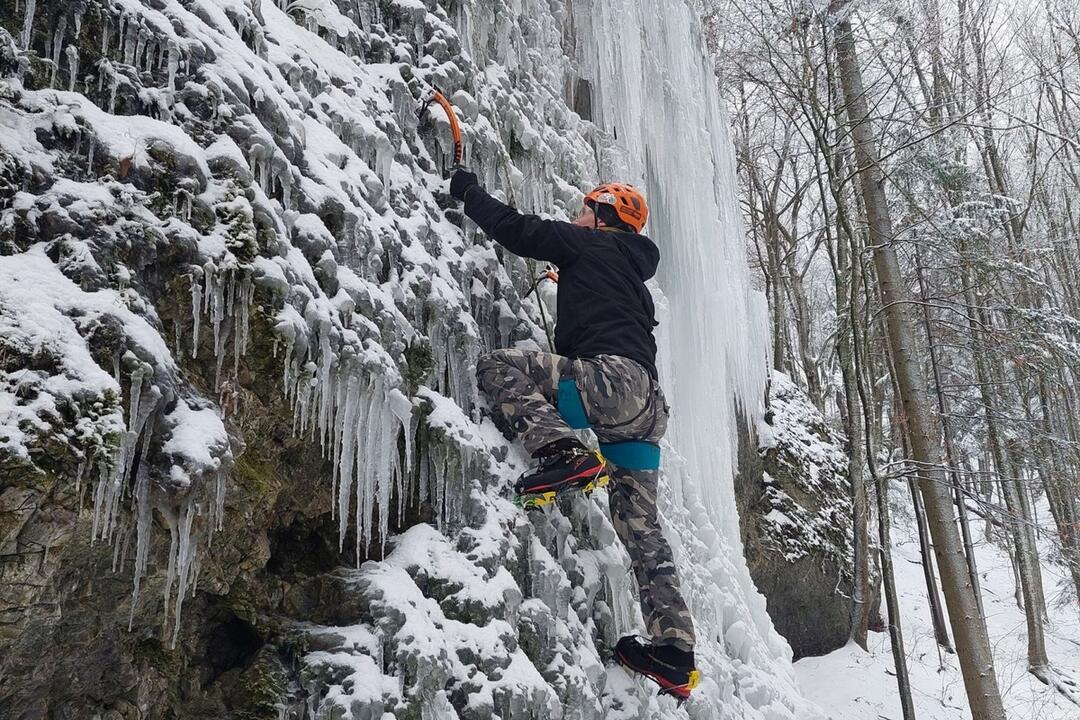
417, 88, 464, 172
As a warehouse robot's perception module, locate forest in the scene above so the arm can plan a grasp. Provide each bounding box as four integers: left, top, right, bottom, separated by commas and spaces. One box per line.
709, 0, 1080, 716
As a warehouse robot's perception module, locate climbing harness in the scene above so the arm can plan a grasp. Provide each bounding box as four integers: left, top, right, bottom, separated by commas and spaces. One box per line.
556, 377, 661, 471
513, 372, 663, 510
417, 87, 464, 171
522, 267, 662, 484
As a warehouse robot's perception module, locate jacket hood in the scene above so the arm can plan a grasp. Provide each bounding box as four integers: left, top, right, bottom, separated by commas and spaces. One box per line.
614, 230, 660, 280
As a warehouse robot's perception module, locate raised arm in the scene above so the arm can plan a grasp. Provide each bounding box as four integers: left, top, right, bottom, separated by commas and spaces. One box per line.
451, 171, 582, 267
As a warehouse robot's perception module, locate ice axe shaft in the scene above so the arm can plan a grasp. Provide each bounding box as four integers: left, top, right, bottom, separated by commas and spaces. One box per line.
418, 88, 464, 170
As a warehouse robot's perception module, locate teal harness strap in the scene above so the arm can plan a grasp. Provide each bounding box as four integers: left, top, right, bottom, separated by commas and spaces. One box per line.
557, 378, 591, 430
596, 440, 661, 471
556, 377, 661, 471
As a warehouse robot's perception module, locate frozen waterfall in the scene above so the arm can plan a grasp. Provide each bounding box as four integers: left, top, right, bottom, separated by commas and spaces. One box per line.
570, 0, 803, 716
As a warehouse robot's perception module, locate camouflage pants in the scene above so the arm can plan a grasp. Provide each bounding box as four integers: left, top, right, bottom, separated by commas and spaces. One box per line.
476, 349, 696, 652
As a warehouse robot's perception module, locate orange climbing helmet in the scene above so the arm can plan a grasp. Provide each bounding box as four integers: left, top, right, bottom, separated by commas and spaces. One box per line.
584, 183, 649, 233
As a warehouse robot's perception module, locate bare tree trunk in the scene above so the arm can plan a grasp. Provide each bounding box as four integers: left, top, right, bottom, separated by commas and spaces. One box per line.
1001, 437, 1051, 674
964, 274, 1052, 671
963, 283, 1047, 648
825, 185, 870, 648
1040, 381, 1080, 607
907, 466, 954, 652
830, 6, 1006, 717
883, 247, 950, 654
848, 220, 915, 720
871, 430, 916, 720
914, 245, 986, 621
787, 262, 824, 411
1010, 395, 1051, 621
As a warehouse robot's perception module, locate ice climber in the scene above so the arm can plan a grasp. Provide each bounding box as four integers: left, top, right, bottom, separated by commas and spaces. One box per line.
449, 169, 701, 700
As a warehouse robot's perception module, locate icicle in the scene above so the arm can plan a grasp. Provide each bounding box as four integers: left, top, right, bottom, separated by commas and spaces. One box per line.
173, 317, 183, 359
161, 506, 178, 634
233, 293, 243, 377
163, 498, 198, 648
127, 458, 152, 630
175, 191, 185, 220
375, 136, 394, 192
432, 443, 446, 531
327, 368, 344, 515
336, 375, 361, 547
280, 171, 292, 210
202, 261, 214, 313
19, 0, 35, 50
376, 387, 394, 554
49, 15, 68, 88
125, 21, 140, 66
74, 460, 85, 495
166, 41, 179, 92
65, 45, 78, 92
93, 363, 155, 543
281, 336, 293, 394
315, 320, 336, 450
190, 266, 203, 358
211, 469, 226, 533
110, 517, 126, 573
239, 275, 252, 355
260, 155, 271, 195
116, 14, 126, 62
389, 388, 414, 478
253, 26, 267, 59
90, 467, 110, 543
226, 268, 237, 330
127, 365, 145, 434
108, 71, 120, 114
101, 14, 110, 57
190, 552, 202, 597
204, 262, 228, 384
140, 36, 154, 73
247, 145, 260, 189
365, 383, 383, 552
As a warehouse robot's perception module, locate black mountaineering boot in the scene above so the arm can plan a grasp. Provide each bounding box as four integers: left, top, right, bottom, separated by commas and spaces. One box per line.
614, 636, 700, 702
513, 438, 610, 510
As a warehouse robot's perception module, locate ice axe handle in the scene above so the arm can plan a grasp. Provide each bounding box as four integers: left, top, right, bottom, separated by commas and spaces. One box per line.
428, 90, 464, 171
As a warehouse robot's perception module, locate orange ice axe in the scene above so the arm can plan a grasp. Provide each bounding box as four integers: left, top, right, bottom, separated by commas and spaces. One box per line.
418, 88, 464, 171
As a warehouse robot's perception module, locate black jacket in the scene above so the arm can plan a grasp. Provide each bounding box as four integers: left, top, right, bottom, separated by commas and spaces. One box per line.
463, 185, 660, 378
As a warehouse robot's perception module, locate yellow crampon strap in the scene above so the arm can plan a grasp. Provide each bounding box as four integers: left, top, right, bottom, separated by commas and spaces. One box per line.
513, 453, 610, 510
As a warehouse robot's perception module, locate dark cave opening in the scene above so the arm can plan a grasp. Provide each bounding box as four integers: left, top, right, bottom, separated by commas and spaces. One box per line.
201, 612, 264, 686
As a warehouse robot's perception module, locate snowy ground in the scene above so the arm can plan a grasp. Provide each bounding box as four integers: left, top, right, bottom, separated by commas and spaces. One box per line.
796, 494, 1080, 720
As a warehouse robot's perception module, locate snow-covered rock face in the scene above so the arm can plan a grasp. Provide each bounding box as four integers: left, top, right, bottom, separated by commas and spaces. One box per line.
1, 0, 819, 718
746, 372, 855, 659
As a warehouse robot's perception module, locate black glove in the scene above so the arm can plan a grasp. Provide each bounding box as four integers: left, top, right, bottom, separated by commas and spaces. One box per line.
449, 168, 479, 201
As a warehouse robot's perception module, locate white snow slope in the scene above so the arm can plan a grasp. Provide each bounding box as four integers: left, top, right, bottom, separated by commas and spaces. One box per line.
1, 0, 823, 717
798, 491, 1080, 720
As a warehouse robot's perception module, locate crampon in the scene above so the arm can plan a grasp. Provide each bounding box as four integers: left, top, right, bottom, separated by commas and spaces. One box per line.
512, 443, 610, 510
614, 635, 700, 703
